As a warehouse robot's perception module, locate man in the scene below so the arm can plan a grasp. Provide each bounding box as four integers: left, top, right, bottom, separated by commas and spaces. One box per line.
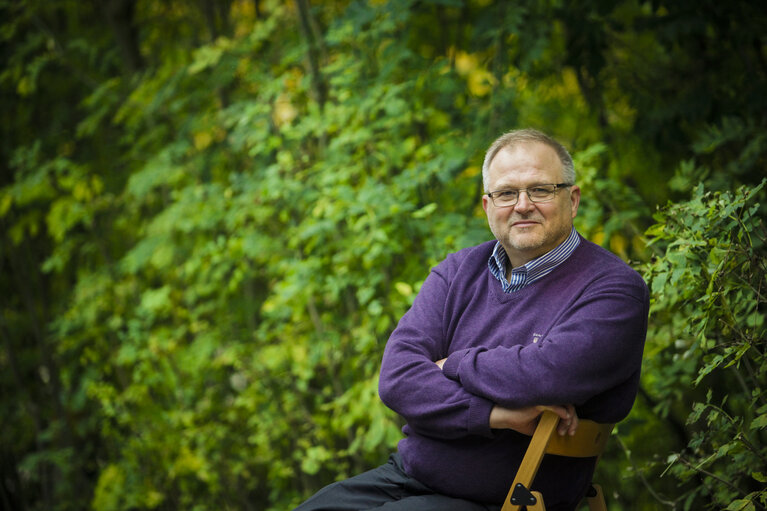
295, 129, 649, 510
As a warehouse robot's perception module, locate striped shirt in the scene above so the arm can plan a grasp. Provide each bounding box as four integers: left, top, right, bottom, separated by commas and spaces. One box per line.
488, 227, 581, 293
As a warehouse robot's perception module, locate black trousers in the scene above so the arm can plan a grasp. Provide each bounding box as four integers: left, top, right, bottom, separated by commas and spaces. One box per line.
293, 454, 501, 511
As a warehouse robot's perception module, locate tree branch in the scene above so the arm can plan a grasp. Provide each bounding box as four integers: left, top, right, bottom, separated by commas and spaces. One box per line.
295, 0, 327, 109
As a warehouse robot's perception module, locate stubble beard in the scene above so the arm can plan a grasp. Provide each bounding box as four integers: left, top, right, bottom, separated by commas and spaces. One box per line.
505, 214, 545, 252
502, 217, 571, 258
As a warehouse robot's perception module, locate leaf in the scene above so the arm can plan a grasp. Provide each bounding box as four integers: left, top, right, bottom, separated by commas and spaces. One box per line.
412, 202, 438, 218
726, 499, 755, 511
91, 464, 127, 511
750, 412, 767, 431
46, 197, 91, 242
394, 282, 413, 297
188, 38, 231, 74
139, 286, 172, 315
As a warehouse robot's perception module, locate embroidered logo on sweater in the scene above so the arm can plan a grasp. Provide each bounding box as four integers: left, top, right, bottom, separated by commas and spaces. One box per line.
532, 333, 542, 344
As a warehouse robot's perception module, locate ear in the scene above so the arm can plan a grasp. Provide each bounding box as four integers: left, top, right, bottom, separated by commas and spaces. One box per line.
569, 185, 581, 218
482, 193, 490, 214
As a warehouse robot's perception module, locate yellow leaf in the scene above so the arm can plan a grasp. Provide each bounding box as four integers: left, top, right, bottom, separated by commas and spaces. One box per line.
273, 94, 298, 126
17, 76, 33, 96
72, 181, 92, 201
395, 282, 413, 297
460, 165, 481, 179
610, 234, 628, 257
592, 230, 605, 246
468, 68, 496, 97
194, 131, 213, 151
454, 51, 478, 76
0, 191, 12, 217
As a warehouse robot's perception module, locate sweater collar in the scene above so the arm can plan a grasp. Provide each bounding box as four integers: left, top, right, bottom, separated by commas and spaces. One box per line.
487, 227, 581, 293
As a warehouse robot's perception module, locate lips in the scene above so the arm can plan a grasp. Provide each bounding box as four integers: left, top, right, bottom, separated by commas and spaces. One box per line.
511, 219, 541, 228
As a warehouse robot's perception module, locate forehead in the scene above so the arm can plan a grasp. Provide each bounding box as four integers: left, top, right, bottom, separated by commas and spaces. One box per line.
488, 142, 564, 187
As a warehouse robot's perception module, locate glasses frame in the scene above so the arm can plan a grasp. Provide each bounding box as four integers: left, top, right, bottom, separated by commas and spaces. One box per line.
485, 183, 572, 208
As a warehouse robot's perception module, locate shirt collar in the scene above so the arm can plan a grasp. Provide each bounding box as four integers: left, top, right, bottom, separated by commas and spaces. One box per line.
487, 227, 581, 293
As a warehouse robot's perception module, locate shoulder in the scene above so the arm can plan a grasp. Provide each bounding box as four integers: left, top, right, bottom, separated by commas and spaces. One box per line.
431, 240, 496, 281
576, 237, 642, 275
574, 237, 649, 297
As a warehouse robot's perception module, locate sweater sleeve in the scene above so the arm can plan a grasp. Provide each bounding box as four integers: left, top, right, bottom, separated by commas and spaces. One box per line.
378, 263, 495, 439
441, 272, 649, 420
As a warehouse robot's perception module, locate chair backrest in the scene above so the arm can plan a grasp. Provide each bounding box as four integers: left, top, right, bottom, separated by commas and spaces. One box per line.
501, 410, 614, 511
545, 414, 613, 458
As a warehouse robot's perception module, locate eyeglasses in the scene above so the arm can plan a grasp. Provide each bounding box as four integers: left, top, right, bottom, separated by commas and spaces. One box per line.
485, 183, 572, 207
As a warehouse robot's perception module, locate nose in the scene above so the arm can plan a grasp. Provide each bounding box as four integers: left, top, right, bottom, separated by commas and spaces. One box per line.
513, 190, 536, 212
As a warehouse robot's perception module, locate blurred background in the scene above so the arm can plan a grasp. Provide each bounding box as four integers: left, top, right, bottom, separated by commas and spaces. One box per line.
1, 0, 765, 509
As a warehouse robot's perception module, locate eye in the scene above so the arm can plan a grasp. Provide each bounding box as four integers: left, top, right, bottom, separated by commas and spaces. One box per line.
497, 190, 517, 198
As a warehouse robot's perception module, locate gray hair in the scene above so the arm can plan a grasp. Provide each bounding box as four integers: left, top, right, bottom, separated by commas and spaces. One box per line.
481, 128, 575, 191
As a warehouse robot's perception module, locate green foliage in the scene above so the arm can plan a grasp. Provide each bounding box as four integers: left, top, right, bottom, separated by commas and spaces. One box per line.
1, 0, 766, 510
642, 181, 767, 509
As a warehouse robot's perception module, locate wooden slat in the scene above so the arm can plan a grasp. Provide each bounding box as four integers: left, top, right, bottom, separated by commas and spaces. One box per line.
500, 411, 614, 511
545, 419, 613, 458
501, 412, 559, 511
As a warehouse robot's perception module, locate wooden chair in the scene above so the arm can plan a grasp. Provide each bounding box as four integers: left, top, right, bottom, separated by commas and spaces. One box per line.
501, 410, 614, 511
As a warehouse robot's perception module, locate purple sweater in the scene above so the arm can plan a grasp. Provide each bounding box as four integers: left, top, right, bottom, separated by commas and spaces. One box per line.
378, 237, 649, 506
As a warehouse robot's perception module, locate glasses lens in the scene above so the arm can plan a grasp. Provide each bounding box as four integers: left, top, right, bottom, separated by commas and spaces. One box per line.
528, 185, 557, 201
490, 185, 560, 206
493, 190, 518, 206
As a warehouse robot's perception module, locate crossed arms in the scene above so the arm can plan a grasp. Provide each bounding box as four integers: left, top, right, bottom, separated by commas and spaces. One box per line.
378, 257, 648, 441
434, 357, 578, 437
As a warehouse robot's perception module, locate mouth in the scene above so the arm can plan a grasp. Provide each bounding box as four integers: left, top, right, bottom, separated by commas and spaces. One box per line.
511, 220, 541, 228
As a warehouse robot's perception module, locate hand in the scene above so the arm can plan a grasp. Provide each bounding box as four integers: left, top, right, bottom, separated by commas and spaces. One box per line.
489, 404, 578, 437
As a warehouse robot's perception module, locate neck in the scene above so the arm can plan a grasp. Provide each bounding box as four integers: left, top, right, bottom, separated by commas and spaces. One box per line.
506, 250, 538, 270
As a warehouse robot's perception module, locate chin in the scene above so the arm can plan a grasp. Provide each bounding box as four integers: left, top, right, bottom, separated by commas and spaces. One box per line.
508, 235, 545, 252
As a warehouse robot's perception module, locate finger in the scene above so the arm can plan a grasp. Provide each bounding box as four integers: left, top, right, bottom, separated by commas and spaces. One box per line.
539, 404, 569, 420
537, 405, 571, 435
564, 404, 579, 436
544, 404, 575, 436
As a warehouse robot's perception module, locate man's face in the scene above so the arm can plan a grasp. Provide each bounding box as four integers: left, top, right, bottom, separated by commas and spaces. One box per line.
482, 142, 580, 268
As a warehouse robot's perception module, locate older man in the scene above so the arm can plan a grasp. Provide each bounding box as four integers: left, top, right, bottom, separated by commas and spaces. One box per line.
294, 129, 649, 511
